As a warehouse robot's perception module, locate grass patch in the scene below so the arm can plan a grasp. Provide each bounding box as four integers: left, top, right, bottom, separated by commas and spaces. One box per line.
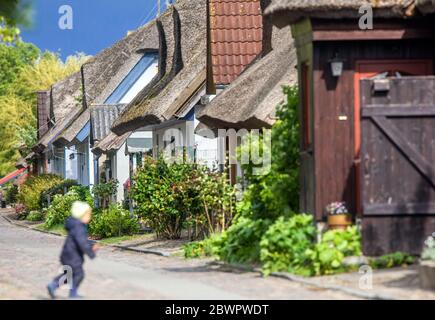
35, 223, 67, 236
98, 233, 153, 245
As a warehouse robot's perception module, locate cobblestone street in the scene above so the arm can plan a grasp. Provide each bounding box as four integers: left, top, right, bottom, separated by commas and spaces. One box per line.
0, 210, 358, 300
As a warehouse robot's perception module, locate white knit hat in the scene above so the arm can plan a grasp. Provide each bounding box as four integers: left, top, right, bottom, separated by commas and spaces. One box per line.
71, 201, 92, 219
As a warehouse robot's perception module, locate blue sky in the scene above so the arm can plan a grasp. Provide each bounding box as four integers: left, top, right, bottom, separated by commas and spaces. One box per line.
20, 0, 169, 59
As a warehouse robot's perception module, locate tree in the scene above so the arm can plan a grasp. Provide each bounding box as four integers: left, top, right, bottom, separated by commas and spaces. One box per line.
0, 41, 39, 96
0, 0, 32, 43
11, 51, 89, 105
0, 42, 89, 177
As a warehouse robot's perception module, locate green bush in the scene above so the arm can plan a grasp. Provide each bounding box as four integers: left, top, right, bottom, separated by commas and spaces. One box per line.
92, 179, 118, 209
183, 235, 222, 259
89, 204, 139, 238
260, 219, 362, 276
18, 174, 64, 211
26, 210, 44, 221
39, 179, 78, 208
3, 184, 18, 204
237, 86, 300, 221
369, 252, 415, 269
217, 217, 272, 264
206, 86, 301, 266
260, 215, 316, 276
44, 186, 93, 229
132, 156, 235, 240
320, 226, 362, 257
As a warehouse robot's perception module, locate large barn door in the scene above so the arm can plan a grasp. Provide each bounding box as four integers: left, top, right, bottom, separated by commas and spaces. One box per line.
360, 76, 435, 255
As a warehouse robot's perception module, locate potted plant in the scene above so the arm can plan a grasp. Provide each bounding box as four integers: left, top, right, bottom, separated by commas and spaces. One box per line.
326, 202, 351, 230
419, 233, 435, 290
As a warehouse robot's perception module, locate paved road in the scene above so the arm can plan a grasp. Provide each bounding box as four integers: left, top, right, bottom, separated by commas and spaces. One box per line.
0, 211, 357, 300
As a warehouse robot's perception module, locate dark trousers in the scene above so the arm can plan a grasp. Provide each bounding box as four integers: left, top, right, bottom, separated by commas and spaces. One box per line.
52, 264, 85, 290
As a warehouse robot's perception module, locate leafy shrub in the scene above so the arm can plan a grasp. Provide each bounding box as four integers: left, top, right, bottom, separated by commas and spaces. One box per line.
206, 86, 301, 265
89, 204, 139, 238
92, 179, 118, 209
18, 174, 64, 211
260, 219, 362, 276
26, 210, 44, 221
369, 252, 415, 269
132, 156, 235, 240
237, 86, 300, 221
39, 179, 78, 208
260, 215, 315, 276
187, 171, 236, 239
217, 217, 272, 264
320, 226, 362, 257
44, 186, 93, 229
3, 184, 18, 204
183, 235, 222, 259
15, 203, 26, 219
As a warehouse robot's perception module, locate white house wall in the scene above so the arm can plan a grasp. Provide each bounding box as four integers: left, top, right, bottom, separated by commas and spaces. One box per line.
75, 137, 94, 187
113, 142, 129, 203
65, 147, 78, 180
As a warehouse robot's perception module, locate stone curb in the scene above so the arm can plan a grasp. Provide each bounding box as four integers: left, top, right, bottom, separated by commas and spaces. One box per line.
1, 215, 170, 257
211, 261, 397, 300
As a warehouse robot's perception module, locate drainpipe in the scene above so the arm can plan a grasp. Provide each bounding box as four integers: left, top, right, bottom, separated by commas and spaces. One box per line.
128, 153, 134, 217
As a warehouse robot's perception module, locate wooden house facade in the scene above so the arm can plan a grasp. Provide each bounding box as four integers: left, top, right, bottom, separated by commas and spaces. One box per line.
265, 0, 435, 255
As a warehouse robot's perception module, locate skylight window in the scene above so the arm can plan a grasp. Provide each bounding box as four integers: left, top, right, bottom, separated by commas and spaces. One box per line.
105, 53, 159, 104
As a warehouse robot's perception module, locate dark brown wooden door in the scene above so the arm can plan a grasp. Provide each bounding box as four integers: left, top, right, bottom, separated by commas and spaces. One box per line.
360, 76, 435, 255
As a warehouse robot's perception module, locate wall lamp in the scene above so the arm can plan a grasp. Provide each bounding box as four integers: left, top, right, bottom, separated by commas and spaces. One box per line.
329, 53, 345, 77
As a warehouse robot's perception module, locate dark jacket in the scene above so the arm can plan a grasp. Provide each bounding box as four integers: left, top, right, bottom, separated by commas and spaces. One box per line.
60, 217, 95, 267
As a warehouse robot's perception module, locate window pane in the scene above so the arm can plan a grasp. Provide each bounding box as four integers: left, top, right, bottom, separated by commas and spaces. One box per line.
105, 53, 158, 104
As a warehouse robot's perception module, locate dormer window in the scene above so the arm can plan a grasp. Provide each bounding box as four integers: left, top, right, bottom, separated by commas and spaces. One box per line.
105, 52, 158, 104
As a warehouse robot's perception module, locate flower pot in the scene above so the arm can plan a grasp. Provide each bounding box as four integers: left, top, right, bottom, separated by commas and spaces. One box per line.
327, 214, 352, 230
419, 260, 435, 290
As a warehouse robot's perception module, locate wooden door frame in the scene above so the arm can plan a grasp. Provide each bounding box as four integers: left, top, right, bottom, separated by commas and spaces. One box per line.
354, 59, 433, 215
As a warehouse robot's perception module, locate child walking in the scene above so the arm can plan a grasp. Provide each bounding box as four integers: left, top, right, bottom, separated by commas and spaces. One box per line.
47, 201, 99, 299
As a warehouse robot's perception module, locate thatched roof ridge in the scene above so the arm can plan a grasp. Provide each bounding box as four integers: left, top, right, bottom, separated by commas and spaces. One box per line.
264, 0, 435, 22
198, 25, 297, 129
52, 108, 90, 147
111, 0, 207, 135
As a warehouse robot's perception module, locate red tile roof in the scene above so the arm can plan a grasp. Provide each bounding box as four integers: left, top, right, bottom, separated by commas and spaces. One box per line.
0, 168, 26, 187
210, 0, 263, 85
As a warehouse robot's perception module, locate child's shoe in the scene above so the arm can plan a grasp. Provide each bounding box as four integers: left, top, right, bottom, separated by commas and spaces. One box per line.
47, 282, 57, 299
69, 288, 84, 299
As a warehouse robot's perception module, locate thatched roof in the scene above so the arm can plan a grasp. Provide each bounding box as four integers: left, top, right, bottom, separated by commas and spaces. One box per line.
198, 25, 297, 129
92, 131, 130, 156
111, 0, 207, 135
265, 0, 435, 22
82, 19, 159, 105
52, 108, 90, 147
32, 71, 84, 152
33, 10, 160, 153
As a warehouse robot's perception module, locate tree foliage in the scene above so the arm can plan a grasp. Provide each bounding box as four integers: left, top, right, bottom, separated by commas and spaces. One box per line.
0, 0, 32, 43
0, 42, 89, 177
